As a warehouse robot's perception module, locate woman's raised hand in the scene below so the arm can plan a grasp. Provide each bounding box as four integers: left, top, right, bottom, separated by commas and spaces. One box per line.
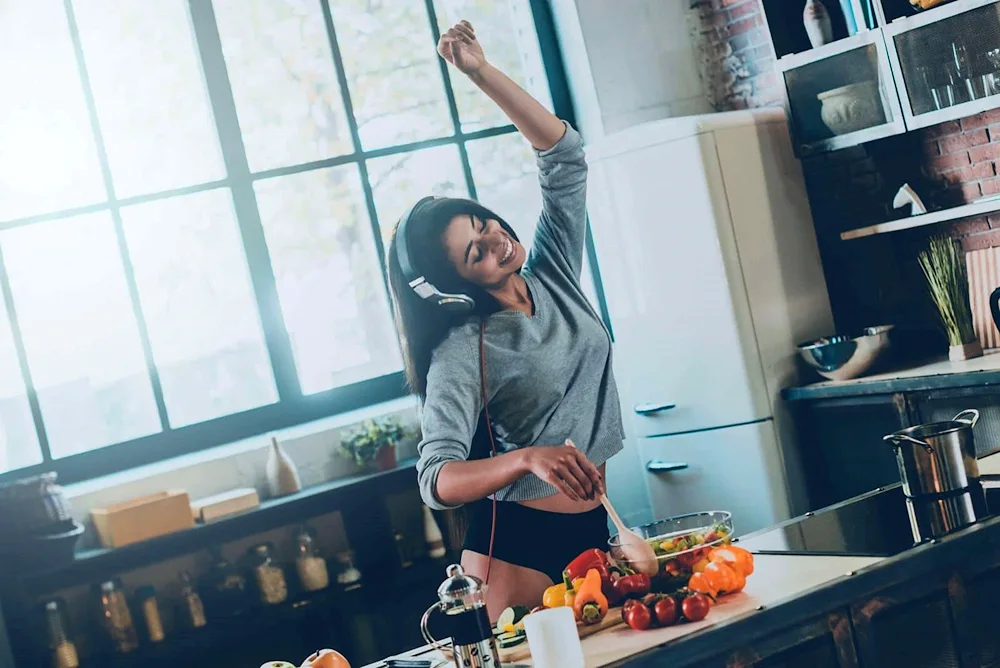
437, 20, 487, 76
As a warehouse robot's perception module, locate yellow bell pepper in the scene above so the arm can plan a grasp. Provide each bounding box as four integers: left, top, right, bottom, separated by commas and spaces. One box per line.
541, 572, 583, 608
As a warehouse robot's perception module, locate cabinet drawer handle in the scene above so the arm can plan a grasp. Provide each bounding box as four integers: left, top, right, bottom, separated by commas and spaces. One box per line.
646, 460, 689, 473
634, 402, 676, 416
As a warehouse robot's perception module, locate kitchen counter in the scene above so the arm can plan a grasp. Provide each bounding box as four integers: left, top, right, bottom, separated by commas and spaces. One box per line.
782, 349, 1000, 401
367, 553, 879, 668
364, 481, 1000, 668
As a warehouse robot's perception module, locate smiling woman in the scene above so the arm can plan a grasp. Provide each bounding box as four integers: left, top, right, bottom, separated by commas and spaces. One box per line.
385, 21, 622, 616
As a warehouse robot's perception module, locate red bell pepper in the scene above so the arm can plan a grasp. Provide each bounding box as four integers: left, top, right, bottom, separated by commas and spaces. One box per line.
610, 573, 651, 602
565, 549, 619, 604
565, 549, 611, 582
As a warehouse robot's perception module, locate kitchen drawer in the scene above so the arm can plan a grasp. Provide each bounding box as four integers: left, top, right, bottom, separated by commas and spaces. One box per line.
639, 419, 786, 536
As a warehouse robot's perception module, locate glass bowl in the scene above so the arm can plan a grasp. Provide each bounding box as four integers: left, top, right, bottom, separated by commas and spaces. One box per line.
608, 511, 734, 584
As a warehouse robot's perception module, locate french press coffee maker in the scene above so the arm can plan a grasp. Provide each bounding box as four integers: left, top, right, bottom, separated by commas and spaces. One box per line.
420, 564, 501, 668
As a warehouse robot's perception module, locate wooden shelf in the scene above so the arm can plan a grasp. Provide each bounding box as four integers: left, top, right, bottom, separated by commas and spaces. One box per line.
839, 197, 1000, 240
2, 459, 420, 593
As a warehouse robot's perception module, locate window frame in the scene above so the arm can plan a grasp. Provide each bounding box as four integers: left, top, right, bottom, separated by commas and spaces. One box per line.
0, 0, 611, 485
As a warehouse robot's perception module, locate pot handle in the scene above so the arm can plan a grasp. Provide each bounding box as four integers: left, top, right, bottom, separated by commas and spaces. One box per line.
883, 433, 935, 453
954, 409, 980, 427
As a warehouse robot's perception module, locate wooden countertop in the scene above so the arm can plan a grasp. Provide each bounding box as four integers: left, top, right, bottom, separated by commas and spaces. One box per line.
782, 349, 1000, 401
367, 554, 882, 668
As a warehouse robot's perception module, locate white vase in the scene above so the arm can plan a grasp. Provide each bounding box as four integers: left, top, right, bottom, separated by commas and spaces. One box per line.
422, 505, 447, 559
266, 436, 301, 497
803, 0, 834, 49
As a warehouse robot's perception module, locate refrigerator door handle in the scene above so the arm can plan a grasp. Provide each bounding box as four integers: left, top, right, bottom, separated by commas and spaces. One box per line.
634, 402, 676, 416
646, 460, 690, 473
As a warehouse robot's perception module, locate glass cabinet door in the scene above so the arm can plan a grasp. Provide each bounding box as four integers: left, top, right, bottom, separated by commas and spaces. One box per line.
886, 0, 1000, 129
779, 32, 905, 156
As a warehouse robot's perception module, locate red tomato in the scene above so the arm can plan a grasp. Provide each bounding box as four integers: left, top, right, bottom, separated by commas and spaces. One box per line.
624, 602, 653, 631
653, 597, 679, 626
682, 594, 711, 622
621, 599, 639, 621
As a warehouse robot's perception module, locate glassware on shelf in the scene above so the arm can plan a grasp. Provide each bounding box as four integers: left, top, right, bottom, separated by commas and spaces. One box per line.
178, 570, 207, 629
43, 598, 79, 668
335, 550, 363, 590
134, 585, 165, 643
94, 579, 138, 654
394, 529, 414, 569
986, 48, 1000, 97
249, 542, 289, 605
294, 525, 330, 592
203, 549, 249, 618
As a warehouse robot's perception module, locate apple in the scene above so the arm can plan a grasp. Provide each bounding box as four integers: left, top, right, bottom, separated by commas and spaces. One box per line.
300, 649, 350, 668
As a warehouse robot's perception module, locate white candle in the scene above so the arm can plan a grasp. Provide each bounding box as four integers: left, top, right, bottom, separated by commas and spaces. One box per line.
523, 607, 585, 668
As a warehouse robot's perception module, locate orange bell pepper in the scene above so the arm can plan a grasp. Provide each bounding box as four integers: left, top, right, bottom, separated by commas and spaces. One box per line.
573, 568, 609, 625
704, 561, 738, 594
710, 546, 754, 577
688, 572, 718, 598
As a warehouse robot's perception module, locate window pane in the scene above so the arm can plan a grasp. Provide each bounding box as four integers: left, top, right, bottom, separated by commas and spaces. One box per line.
121, 189, 278, 426
368, 145, 467, 244
0, 299, 42, 473
0, 0, 105, 221
2, 213, 160, 458
434, 0, 553, 132
466, 132, 540, 236
467, 132, 601, 307
256, 166, 400, 394
333, 0, 452, 149
215, 0, 352, 173
72, 0, 224, 197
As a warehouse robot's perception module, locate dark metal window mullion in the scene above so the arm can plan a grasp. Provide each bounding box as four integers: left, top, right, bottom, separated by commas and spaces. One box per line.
528, 0, 615, 336
188, 0, 301, 400
423, 0, 478, 200
0, 248, 52, 464
319, 0, 392, 287
62, 0, 171, 431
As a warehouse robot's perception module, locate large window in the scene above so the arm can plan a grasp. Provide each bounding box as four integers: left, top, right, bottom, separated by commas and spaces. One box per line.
0, 0, 601, 482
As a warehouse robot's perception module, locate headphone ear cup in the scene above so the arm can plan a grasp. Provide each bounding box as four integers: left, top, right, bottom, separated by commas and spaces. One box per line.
437, 294, 476, 313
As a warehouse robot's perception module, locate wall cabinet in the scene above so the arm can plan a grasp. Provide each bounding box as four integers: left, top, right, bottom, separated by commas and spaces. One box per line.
765, 0, 1000, 155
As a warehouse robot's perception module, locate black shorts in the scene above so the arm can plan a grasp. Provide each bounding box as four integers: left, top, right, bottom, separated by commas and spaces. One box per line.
462, 498, 610, 585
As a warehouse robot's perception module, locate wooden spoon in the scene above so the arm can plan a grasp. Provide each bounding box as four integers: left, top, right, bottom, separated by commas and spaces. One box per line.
600, 494, 658, 576
562, 439, 659, 576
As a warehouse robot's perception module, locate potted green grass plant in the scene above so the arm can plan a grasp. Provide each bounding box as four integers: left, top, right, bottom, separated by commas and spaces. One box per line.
918, 236, 983, 361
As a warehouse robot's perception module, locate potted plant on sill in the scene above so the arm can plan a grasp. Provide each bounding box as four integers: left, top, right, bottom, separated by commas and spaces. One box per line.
338, 417, 406, 472
919, 236, 983, 362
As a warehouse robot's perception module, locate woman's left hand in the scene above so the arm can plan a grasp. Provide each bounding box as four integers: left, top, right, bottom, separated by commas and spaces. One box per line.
437, 20, 487, 76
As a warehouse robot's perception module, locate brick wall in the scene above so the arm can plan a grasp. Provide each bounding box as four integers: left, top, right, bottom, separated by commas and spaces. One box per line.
689, 0, 782, 110
698, 0, 1000, 352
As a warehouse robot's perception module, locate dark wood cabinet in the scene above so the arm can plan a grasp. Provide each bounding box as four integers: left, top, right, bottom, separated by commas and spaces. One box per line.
850, 573, 966, 668
725, 612, 859, 668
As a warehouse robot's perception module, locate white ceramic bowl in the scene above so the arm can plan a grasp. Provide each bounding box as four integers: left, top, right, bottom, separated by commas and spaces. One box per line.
818, 81, 885, 136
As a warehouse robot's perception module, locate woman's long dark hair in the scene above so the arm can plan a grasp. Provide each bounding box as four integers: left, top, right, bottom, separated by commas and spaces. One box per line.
387, 197, 520, 397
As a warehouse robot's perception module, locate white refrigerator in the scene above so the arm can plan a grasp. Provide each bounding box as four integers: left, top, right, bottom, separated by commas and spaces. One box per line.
587, 109, 834, 535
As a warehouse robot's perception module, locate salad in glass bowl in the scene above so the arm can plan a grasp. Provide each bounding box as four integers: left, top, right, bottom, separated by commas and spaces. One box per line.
608, 511, 733, 591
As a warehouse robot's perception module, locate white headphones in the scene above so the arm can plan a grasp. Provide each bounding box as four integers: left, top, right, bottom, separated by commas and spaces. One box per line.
395, 196, 476, 313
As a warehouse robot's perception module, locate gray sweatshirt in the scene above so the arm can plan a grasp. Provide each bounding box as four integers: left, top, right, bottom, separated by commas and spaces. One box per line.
416, 122, 624, 510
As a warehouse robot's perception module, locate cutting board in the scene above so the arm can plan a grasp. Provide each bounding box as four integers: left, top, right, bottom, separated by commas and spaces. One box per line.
444, 608, 625, 663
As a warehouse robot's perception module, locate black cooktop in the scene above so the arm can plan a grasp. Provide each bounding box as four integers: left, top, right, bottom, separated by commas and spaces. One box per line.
736, 479, 1000, 558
